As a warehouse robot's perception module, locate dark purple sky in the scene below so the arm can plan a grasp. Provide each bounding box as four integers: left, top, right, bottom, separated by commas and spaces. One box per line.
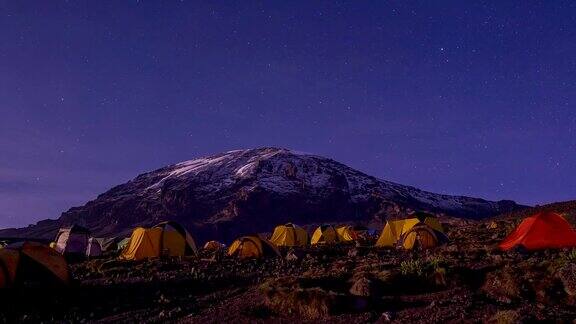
1, 1, 575, 228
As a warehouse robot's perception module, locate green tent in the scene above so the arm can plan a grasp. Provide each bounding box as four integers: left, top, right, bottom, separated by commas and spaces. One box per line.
116, 237, 131, 252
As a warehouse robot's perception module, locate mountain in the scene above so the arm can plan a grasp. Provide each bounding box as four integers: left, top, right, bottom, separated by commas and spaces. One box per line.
0, 147, 524, 242
497, 200, 576, 222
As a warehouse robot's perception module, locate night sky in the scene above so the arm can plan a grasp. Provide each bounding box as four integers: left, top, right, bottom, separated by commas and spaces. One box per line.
1, 1, 575, 228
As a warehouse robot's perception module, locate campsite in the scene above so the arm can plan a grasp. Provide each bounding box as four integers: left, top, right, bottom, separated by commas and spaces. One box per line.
2, 1, 575, 323
2, 207, 576, 323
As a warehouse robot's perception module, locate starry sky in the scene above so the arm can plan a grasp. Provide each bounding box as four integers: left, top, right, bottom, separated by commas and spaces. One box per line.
1, 1, 575, 228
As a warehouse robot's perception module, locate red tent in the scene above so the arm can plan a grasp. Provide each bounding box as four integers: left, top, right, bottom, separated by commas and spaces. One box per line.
499, 211, 576, 251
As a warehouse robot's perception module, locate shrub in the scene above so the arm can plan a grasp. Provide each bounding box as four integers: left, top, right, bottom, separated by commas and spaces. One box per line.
260, 277, 344, 319
489, 310, 519, 324
566, 249, 576, 262
558, 263, 576, 297
400, 260, 424, 277
427, 255, 445, 270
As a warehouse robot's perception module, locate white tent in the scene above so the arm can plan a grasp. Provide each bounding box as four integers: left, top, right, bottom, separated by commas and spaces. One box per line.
54, 225, 91, 257
86, 237, 102, 257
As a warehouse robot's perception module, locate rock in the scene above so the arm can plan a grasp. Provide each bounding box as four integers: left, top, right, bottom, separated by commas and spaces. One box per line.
558, 263, 576, 296
348, 248, 359, 257
286, 250, 300, 262
481, 266, 522, 304
350, 276, 373, 297
431, 267, 447, 287
261, 277, 341, 320
379, 312, 393, 322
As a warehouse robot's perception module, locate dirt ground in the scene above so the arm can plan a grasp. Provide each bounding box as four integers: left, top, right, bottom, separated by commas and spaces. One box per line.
2, 217, 576, 323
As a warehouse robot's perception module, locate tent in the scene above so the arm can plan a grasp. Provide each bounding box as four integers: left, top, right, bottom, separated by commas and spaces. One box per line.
499, 212, 576, 251
117, 237, 131, 252
120, 221, 198, 261
269, 223, 308, 247
95, 237, 126, 252
227, 235, 280, 259
203, 240, 225, 251
336, 226, 357, 242
86, 237, 102, 257
336, 225, 369, 242
375, 216, 447, 249
488, 221, 498, 229
311, 225, 340, 245
411, 211, 436, 222
0, 242, 69, 288
53, 224, 91, 257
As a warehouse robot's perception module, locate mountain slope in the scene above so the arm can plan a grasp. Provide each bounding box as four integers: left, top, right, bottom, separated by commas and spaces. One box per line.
0, 148, 524, 242
496, 200, 576, 225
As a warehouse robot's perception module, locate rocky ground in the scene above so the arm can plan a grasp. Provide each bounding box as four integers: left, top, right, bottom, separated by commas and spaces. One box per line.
2, 217, 576, 323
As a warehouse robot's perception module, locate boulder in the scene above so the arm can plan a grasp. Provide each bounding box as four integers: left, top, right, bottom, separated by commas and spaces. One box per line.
481, 266, 522, 304
349, 276, 372, 297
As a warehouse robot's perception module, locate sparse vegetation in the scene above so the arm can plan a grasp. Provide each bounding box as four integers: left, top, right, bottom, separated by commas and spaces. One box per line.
566, 249, 576, 262
400, 259, 424, 277
489, 310, 519, 324
3, 216, 576, 322
427, 255, 445, 269
259, 277, 344, 319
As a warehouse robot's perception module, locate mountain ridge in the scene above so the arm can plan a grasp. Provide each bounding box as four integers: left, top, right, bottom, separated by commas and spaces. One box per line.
0, 147, 525, 242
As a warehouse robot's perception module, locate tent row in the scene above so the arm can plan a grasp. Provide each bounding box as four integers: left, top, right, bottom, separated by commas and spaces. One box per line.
270, 215, 447, 249
77, 214, 447, 261
227, 214, 449, 259
41, 211, 576, 264
40, 211, 449, 262
2, 211, 575, 287
269, 223, 364, 246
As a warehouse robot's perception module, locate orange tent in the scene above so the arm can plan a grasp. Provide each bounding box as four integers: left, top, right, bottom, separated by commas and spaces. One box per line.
0, 241, 70, 288
499, 212, 576, 251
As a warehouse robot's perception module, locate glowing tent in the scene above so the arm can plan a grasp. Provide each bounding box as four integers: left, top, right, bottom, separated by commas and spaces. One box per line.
227, 235, 280, 259
499, 212, 576, 251
336, 226, 357, 242
311, 225, 340, 245
120, 221, 198, 261
376, 216, 447, 249
336, 225, 369, 242
203, 240, 225, 251
269, 223, 308, 247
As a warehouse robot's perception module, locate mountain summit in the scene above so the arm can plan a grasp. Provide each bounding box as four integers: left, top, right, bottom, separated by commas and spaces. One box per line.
0, 147, 523, 242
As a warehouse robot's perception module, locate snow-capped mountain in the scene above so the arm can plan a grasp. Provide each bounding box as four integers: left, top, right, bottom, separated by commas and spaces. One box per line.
0, 147, 523, 242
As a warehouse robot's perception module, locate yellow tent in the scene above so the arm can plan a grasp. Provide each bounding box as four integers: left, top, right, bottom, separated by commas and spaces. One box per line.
269, 223, 308, 247
375, 217, 446, 249
336, 226, 357, 242
227, 235, 280, 259
203, 240, 225, 251
120, 221, 197, 261
488, 221, 498, 229
311, 225, 340, 245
